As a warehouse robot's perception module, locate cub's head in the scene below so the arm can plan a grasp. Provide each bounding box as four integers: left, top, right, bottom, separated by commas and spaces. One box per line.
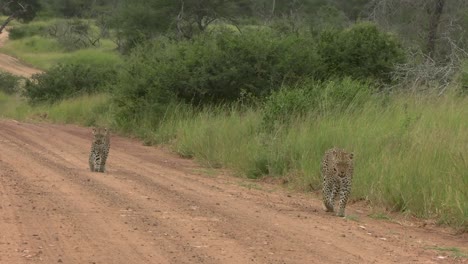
332, 150, 354, 178
92, 127, 109, 145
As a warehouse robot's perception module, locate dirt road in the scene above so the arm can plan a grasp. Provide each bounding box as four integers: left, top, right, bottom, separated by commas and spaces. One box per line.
0, 30, 42, 78
0, 120, 466, 264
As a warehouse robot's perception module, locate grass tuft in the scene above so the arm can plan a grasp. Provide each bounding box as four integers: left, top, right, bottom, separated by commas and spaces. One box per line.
426, 246, 468, 258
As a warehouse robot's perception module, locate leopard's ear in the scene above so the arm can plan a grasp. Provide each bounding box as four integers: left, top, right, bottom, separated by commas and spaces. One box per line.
349, 153, 354, 160
92, 127, 97, 134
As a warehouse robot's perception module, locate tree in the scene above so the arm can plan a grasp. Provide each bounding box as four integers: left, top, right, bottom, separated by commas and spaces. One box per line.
369, 0, 467, 92
175, 0, 250, 39
110, 0, 253, 52
425, 0, 445, 59
333, 0, 371, 21
38, 0, 117, 18
0, 0, 40, 33
369, 0, 467, 61
109, 0, 177, 52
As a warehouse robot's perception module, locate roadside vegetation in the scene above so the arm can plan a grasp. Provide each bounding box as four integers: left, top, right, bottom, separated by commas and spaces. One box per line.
0, 0, 466, 232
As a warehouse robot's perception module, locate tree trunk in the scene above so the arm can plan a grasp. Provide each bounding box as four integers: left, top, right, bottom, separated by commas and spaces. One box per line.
270, 0, 276, 19
0, 13, 16, 34
426, 0, 445, 59
196, 16, 204, 31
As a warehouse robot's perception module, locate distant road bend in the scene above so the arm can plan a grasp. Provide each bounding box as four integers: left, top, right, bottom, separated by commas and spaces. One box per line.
0, 30, 42, 78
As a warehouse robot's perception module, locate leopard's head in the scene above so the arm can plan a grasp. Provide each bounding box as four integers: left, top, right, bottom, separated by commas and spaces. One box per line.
332, 150, 354, 178
92, 127, 109, 145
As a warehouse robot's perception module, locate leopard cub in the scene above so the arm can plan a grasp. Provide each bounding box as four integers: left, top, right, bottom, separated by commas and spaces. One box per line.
321, 147, 354, 217
89, 127, 110, 173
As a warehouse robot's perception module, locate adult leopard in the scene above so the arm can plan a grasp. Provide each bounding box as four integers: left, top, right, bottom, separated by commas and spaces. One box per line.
89, 127, 110, 173
321, 147, 354, 217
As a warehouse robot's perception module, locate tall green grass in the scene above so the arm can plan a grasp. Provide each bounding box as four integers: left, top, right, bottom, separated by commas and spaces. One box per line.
171, 107, 269, 177
0, 92, 112, 126
0, 92, 33, 120
461, 60, 468, 92
148, 94, 468, 230
38, 94, 113, 126
1, 91, 466, 231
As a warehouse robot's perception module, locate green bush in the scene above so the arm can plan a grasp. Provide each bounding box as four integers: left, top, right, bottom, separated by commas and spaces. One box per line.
112, 42, 177, 129
114, 28, 321, 119
0, 71, 23, 94
318, 22, 405, 82
262, 87, 314, 128
23, 64, 117, 104
8, 23, 47, 40
114, 24, 403, 123
263, 78, 373, 127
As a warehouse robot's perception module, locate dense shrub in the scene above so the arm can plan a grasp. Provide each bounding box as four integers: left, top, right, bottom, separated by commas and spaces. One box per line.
262, 87, 314, 128
8, 22, 47, 40
115, 24, 404, 122
170, 29, 320, 103
262, 78, 373, 127
318, 22, 405, 82
0, 71, 23, 94
114, 28, 321, 118
24, 64, 117, 104
112, 44, 177, 128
